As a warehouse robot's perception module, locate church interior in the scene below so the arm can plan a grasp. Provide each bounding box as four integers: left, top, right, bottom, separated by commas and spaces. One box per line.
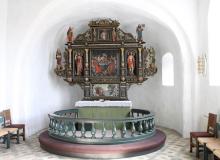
0, 0, 220, 159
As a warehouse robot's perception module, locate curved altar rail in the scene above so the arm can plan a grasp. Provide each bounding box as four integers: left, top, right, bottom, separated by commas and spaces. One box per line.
48, 108, 155, 144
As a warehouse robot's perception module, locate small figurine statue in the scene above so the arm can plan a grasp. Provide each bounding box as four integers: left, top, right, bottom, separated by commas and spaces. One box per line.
112, 27, 117, 42
136, 24, 144, 42
67, 27, 74, 43
127, 51, 135, 75
56, 49, 63, 70
75, 53, 83, 76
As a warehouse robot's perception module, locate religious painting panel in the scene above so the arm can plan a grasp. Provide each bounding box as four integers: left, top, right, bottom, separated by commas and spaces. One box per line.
90, 49, 120, 77
91, 84, 119, 98
97, 29, 112, 41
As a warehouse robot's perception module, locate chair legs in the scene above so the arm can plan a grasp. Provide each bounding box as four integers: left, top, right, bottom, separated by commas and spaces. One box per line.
196, 138, 200, 158
190, 133, 193, 152
203, 143, 208, 160
22, 127, 25, 141
16, 130, 20, 144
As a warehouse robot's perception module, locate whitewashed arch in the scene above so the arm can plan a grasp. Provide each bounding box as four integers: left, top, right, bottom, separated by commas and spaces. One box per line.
11, 0, 193, 137
208, 0, 220, 86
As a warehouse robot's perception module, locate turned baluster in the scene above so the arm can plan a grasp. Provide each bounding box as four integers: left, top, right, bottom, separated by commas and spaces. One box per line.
131, 122, 136, 136
149, 119, 151, 130
72, 121, 76, 137
64, 120, 68, 136
91, 123, 96, 138
58, 120, 62, 135
101, 121, 106, 138
81, 122, 86, 138
112, 121, 117, 139
52, 119, 56, 133
152, 119, 155, 129
142, 120, 147, 132
138, 120, 143, 134
147, 119, 151, 131
48, 118, 53, 132
60, 120, 65, 135
122, 122, 127, 138
145, 119, 149, 132
150, 119, 154, 131
49, 119, 52, 129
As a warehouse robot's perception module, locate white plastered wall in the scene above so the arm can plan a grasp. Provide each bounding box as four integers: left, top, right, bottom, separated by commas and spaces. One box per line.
0, 0, 7, 110
195, 0, 220, 131
3, 0, 200, 137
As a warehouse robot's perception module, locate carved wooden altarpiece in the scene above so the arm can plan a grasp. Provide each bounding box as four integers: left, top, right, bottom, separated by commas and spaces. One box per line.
55, 18, 157, 100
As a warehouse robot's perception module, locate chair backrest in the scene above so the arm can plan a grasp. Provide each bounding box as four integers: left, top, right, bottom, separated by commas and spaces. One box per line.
0, 115, 5, 129
217, 122, 220, 138
207, 113, 217, 136
2, 109, 12, 126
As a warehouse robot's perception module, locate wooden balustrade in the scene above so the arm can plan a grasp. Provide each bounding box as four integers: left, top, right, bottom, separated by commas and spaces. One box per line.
48, 108, 155, 144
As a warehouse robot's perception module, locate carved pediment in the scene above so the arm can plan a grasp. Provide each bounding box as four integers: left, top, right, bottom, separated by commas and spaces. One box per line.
88, 18, 120, 27
74, 29, 92, 42
116, 28, 136, 42
74, 18, 137, 44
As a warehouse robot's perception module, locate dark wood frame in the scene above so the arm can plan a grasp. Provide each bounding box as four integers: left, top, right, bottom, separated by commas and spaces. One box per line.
90, 83, 120, 100
90, 48, 120, 77
55, 18, 157, 100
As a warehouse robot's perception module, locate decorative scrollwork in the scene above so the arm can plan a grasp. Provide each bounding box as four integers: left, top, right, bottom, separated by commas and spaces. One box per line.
143, 47, 157, 77
88, 18, 120, 27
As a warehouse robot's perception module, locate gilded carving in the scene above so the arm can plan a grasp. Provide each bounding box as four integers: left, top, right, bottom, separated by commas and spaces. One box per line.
143, 47, 157, 77
54, 18, 157, 100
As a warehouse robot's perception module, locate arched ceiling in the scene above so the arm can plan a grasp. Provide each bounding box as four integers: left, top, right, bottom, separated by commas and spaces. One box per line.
8, 0, 193, 137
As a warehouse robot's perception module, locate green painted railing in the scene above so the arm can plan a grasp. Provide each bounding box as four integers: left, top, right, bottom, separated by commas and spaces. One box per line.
48, 108, 155, 144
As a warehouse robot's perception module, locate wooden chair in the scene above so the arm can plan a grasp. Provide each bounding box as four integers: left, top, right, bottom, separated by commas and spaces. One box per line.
190, 113, 217, 158
213, 149, 220, 160
0, 115, 19, 148
203, 139, 220, 160
2, 109, 25, 141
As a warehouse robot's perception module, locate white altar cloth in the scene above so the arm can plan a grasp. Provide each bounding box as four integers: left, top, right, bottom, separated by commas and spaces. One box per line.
75, 100, 132, 108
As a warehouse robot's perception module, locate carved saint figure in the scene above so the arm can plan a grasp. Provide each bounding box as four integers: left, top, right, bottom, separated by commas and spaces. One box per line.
56, 49, 62, 70
136, 24, 144, 42
127, 52, 135, 75
75, 53, 83, 76
67, 27, 74, 43
112, 27, 117, 42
